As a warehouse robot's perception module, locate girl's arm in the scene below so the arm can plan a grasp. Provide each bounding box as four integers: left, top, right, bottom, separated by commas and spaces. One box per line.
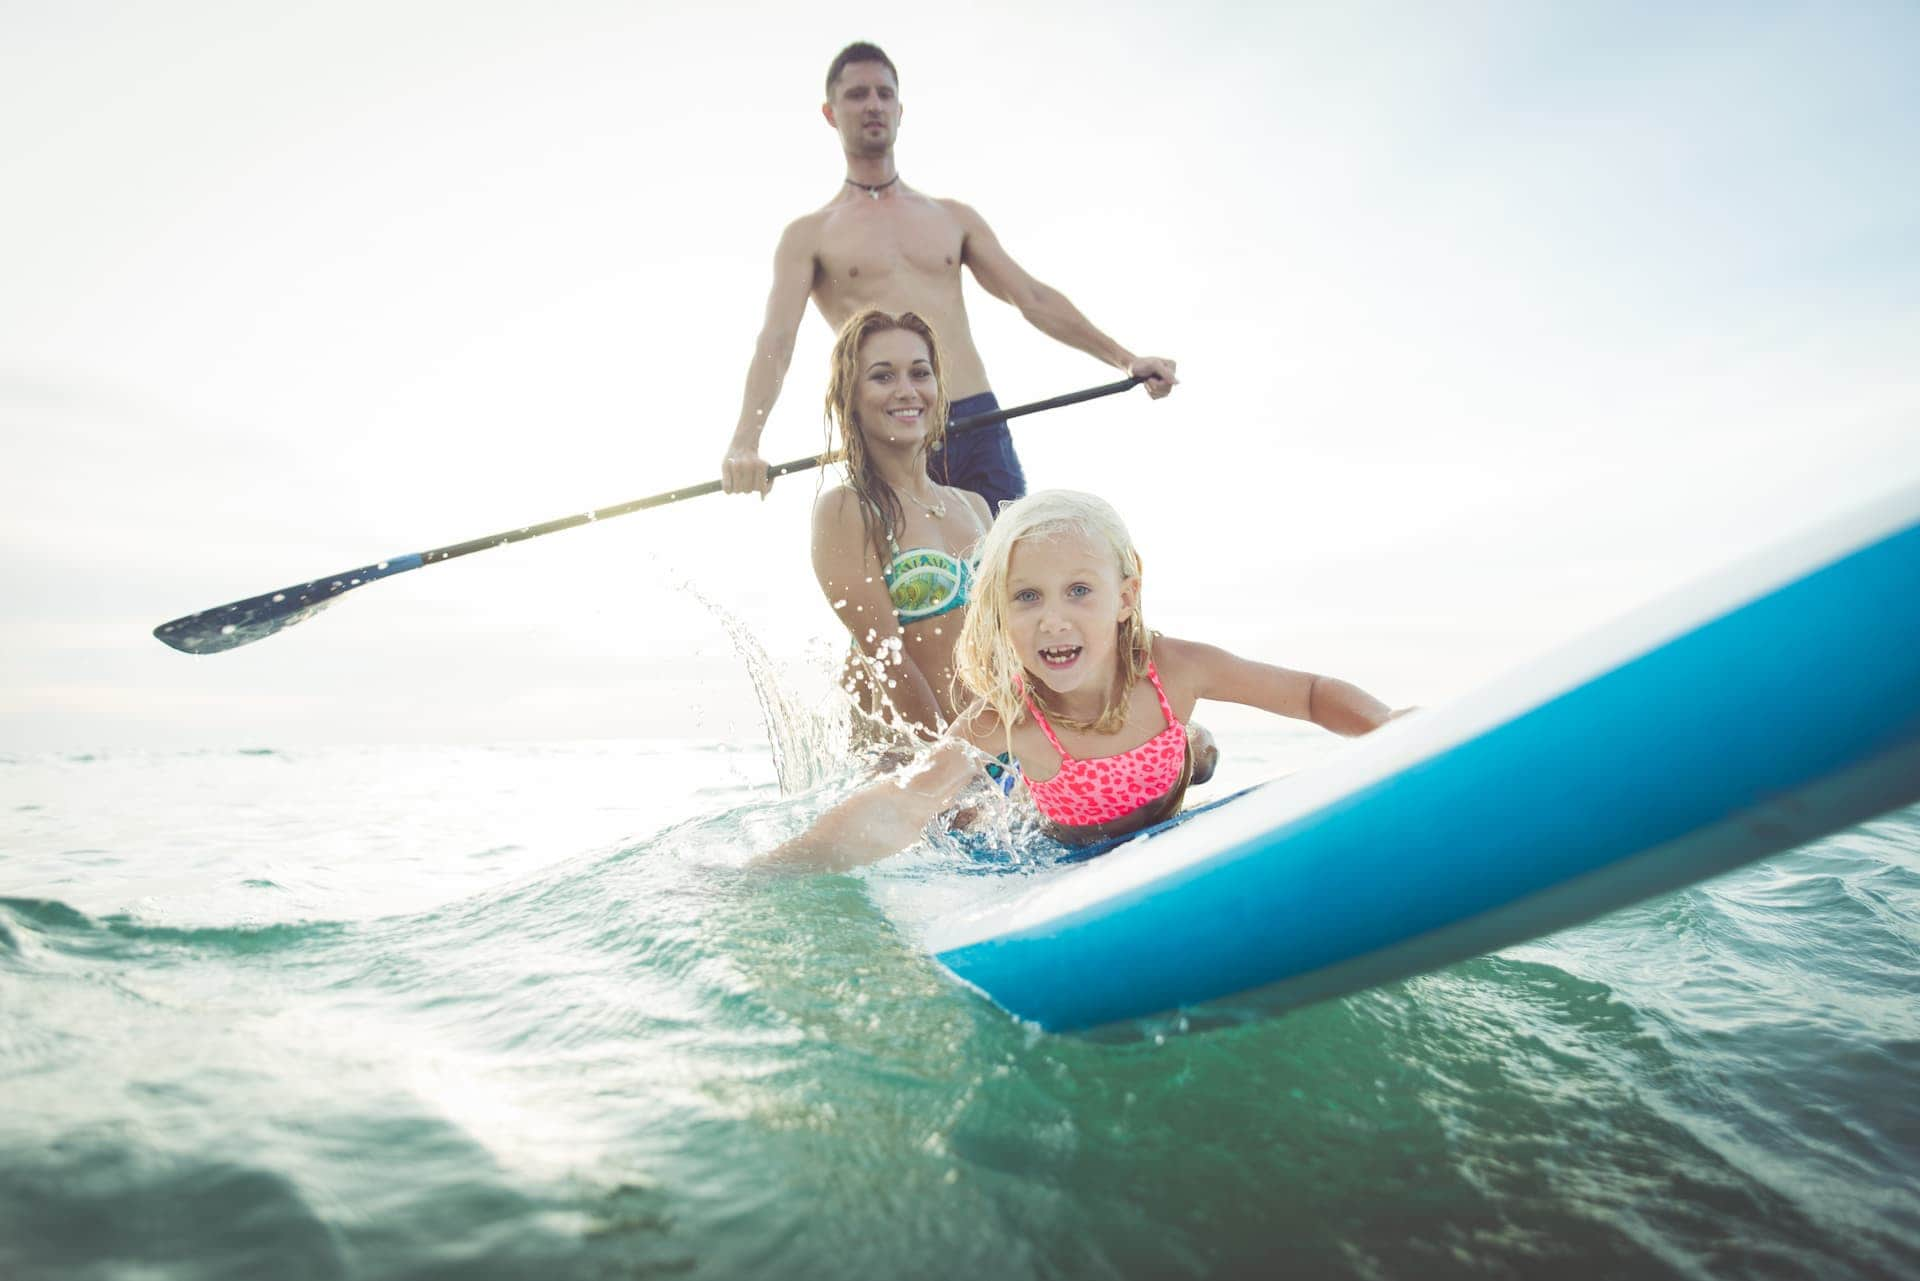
811, 489, 943, 734
757, 738, 986, 872
1161, 636, 1400, 736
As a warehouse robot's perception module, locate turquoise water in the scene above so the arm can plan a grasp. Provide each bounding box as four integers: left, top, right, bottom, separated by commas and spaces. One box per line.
3, 736, 1917, 1280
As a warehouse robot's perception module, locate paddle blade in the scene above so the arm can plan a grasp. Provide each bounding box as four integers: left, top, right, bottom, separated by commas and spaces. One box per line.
153, 554, 423, 654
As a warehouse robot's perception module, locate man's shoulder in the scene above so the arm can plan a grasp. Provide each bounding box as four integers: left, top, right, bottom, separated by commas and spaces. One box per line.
926, 194, 984, 225
777, 206, 832, 248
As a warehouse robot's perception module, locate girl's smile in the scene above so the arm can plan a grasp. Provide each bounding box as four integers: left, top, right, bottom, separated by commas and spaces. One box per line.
1006, 529, 1138, 705
1037, 643, 1084, 672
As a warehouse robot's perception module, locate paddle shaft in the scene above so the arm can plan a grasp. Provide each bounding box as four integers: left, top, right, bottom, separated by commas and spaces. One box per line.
154, 375, 1143, 653
420, 376, 1140, 566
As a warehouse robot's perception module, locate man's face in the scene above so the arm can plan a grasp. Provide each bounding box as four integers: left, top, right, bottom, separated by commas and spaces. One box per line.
823, 61, 901, 155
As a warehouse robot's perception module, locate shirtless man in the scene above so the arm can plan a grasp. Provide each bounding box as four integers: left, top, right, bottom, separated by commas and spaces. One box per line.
720, 41, 1178, 511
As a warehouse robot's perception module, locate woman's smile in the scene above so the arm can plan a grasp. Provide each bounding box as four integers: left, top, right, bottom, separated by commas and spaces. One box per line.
856, 328, 937, 444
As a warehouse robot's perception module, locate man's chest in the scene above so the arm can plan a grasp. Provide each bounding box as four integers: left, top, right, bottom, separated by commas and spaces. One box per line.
815, 203, 965, 292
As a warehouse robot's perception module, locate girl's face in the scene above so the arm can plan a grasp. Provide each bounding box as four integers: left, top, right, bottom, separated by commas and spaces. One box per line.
1005, 528, 1137, 694
853, 328, 936, 449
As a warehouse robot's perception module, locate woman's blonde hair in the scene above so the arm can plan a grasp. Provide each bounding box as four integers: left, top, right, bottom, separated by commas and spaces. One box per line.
953, 490, 1152, 736
823, 309, 951, 565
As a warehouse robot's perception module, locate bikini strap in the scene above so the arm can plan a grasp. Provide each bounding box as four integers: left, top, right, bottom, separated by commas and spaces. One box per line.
960, 490, 990, 541
1144, 661, 1178, 729
1016, 678, 1072, 763
865, 498, 903, 562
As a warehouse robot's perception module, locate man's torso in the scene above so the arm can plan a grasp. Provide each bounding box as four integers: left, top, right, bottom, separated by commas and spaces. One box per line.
805, 191, 992, 398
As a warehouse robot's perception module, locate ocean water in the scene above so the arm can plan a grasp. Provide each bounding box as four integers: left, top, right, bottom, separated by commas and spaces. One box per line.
3, 724, 1918, 1280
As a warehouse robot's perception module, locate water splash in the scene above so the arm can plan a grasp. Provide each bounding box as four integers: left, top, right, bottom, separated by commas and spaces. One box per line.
680, 585, 856, 796
674, 578, 952, 800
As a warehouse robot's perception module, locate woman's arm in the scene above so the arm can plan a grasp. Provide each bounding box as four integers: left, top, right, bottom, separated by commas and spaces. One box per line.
1161, 636, 1400, 736
811, 488, 943, 733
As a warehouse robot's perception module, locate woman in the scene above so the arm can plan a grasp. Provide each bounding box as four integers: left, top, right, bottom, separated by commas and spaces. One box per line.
811, 310, 992, 738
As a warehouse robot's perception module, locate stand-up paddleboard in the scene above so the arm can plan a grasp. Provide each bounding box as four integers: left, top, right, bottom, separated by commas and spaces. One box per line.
915, 485, 1920, 1033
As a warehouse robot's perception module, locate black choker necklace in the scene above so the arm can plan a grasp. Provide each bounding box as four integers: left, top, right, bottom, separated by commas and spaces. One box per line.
845, 174, 900, 200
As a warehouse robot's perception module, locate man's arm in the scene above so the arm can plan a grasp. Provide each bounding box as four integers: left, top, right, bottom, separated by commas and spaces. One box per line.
951, 201, 1178, 399
723, 218, 818, 495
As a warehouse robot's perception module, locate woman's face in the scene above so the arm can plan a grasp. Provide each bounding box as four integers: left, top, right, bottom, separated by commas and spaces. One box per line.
853, 328, 937, 449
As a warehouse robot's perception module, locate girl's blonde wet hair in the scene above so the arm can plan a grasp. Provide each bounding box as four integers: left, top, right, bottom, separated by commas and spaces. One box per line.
953, 489, 1152, 737
822, 309, 951, 566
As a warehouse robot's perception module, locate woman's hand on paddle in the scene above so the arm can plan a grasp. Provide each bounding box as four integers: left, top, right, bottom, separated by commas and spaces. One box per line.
1128, 356, 1179, 399
722, 441, 773, 497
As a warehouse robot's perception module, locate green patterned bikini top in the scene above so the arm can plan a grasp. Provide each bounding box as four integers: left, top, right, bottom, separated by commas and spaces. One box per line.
883, 542, 974, 623
876, 498, 983, 624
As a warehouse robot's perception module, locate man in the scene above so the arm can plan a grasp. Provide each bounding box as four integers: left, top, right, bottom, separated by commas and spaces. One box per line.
720, 41, 1177, 510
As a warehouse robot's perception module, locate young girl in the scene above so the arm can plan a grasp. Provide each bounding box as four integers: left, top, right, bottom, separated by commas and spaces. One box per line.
766, 490, 1406, 870
810, 309, 993, 737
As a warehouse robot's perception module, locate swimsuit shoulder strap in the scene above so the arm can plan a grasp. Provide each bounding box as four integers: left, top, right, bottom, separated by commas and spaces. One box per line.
959, 489, 991, 542
1018, 679, 1072, 763
1145, 660, 1179, 730
865, 498, 902, 562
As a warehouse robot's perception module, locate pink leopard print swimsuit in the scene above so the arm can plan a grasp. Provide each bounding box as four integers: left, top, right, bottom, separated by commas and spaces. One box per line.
1022, 662, 1189, 829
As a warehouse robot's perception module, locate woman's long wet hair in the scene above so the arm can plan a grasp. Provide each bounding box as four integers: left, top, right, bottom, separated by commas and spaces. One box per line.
823, 309, 951, 566
953, 490, 1153, 738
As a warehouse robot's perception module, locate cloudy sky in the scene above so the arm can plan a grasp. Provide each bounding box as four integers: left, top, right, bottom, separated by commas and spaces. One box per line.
3, 0, 1915, 751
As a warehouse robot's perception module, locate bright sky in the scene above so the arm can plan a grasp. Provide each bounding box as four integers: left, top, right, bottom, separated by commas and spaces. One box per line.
3, 0, 1916, 751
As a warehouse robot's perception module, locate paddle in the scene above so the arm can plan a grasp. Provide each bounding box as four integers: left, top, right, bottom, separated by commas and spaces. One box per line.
152, 375, 1144, 654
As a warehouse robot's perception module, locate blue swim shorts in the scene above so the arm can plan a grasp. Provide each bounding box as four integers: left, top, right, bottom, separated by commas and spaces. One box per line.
928, 391, 1027, 516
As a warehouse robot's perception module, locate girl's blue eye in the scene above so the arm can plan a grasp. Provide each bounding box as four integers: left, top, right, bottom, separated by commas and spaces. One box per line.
1013, 589, 1039, 604
1069, 583, 1092, 598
